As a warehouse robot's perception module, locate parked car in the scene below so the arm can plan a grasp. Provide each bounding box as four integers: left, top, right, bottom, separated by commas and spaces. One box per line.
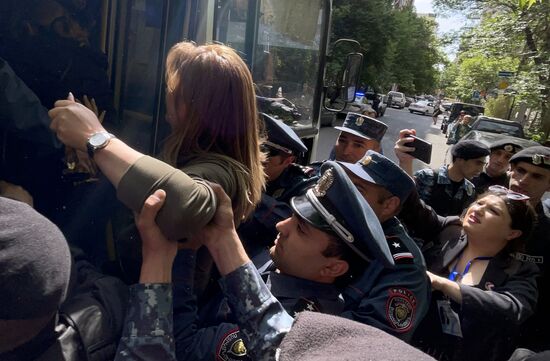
408, 100, 435, 115
387, 91, 406, 109
469, 116, 525, 138
441, 102, 485, 135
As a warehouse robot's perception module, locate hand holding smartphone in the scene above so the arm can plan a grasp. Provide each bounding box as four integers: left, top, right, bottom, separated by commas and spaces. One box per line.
404, 134, 432, 164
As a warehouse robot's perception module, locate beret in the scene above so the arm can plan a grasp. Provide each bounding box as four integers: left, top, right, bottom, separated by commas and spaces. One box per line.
451, 140, 490, 160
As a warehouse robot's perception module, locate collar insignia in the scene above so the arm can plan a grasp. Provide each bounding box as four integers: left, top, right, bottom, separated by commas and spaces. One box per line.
313, 168, 334, 197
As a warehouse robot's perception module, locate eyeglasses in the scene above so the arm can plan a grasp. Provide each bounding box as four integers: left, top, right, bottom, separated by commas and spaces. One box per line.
488, 185, 530, 201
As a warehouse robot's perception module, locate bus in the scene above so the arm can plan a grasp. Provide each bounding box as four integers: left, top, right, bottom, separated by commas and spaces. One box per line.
0, 0, 360, 272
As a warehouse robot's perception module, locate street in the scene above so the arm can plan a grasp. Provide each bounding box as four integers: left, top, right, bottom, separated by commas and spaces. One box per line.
314, 107, 450, 173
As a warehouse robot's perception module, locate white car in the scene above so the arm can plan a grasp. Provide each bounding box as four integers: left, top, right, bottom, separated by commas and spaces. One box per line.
409, 100, 435, 115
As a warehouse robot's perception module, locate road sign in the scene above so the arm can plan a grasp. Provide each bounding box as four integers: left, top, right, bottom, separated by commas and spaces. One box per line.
498, 80, 509, 89
472, 90, 480, 100
498, 71, 515, 78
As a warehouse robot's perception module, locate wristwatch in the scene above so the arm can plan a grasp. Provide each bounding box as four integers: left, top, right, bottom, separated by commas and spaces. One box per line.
86, 131, 116, 158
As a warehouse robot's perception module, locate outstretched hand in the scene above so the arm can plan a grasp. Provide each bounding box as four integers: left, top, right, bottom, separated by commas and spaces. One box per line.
49, 92, 107, 152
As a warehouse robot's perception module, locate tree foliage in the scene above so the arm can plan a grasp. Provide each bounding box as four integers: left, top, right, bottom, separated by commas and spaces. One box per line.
330, 0, 442, 95
437, 0, 550, 137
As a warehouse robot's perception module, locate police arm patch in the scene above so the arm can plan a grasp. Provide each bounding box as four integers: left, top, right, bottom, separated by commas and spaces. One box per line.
385, 288, 416, 333
217, 328, 250, 361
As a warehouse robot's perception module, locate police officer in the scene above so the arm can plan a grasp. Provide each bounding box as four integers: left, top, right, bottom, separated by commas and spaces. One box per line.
338, 151, 430, 341
310, 112, 388, 174
239, 113, 317, 257
415, 140, 490, 216
508, 146, 550, 352
471, 139, 522, 196
160, 162, 393, 360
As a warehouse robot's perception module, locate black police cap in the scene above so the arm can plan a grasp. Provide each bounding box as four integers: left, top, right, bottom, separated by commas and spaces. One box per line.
262, 113, 307, 155
451, 140, 490, 160
490, 139, 522, 154
335, 113, 388, 143
510, 146, 550, 170
290, 161, 393, 267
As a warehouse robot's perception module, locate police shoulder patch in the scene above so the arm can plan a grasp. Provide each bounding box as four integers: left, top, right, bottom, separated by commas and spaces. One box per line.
386, 235, 414, 264
217, 328, 250, 361
385, 287, 416, 333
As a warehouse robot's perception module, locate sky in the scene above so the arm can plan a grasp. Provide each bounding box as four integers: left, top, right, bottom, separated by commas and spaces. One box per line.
414, 0, 469, 58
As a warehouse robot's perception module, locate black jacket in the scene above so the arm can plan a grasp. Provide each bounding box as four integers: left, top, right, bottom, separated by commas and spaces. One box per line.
1, 249, 128, 361
413, 228, 539, 361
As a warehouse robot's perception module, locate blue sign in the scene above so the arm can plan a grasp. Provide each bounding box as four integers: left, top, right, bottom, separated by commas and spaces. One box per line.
472, 90, 480, 100
498, 71, 514, 78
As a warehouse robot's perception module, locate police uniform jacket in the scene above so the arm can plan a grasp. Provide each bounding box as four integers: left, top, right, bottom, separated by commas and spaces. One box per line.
517, 201, 550, 351
172, 250, 343, 361
413, 227, 539, 361
415, 165, 476, 217
340, 217, 430, 342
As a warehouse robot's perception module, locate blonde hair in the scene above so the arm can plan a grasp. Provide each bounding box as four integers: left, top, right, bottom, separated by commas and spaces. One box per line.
162, 42, 265, 220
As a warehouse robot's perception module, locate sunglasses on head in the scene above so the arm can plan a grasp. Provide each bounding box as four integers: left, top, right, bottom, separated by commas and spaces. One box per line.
488, 185, 530, 201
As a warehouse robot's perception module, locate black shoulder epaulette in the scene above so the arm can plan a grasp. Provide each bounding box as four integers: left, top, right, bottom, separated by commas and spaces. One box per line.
291, 297, 322, 316
386, 235, 415, 264
289, 163, 316, 177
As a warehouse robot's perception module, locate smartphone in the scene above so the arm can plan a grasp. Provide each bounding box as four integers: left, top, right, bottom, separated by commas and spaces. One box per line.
404, 135, 432, 164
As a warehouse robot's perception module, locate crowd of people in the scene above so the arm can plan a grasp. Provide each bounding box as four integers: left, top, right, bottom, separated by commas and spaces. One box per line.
0, 4, 549, 360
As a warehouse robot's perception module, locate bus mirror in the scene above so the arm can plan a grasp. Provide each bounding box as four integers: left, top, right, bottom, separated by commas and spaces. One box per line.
340, 52, 363, 103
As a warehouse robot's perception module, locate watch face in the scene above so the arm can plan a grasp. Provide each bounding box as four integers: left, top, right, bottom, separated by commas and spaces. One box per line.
89, 132, 109, 147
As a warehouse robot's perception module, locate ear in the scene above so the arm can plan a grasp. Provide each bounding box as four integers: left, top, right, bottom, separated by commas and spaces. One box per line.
282, 155, 295, 166
506, 229, 522, 241
320, 259, 349, 278
381, 196, 401, 219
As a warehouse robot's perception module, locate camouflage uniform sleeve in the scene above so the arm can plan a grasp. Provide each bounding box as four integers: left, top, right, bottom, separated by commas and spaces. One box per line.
220, 262, 295, 361
413, 168, 435, 203
115, 284, 176, 361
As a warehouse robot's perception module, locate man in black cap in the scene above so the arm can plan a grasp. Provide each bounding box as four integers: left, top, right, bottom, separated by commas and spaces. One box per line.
337, 151, 430, 342
0, 196, 128, 360
164, 161, 394, 360
507, 146, 550, 352
415, 139, 490, 216
238, 113, 317, 257
115, 185, 435, 361
471, 139, 522, 196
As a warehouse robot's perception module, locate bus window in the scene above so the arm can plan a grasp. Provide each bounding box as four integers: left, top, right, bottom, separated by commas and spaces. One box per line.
215, 0, 329, 133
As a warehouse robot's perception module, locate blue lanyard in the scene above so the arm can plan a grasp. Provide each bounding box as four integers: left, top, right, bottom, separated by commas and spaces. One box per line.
448, 251, 493, 282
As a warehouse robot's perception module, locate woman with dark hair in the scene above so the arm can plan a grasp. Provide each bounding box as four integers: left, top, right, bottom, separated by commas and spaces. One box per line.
413, 186, 539, 361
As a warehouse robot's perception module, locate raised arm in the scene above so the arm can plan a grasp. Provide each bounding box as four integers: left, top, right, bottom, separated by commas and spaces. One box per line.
49, 99, 220, 240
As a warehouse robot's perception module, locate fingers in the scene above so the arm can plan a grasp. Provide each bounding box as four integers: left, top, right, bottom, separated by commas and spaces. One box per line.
67, 92, 75, 102
206, 181, 232, 207
98, 110, 106, 124
141, 189, 167, 222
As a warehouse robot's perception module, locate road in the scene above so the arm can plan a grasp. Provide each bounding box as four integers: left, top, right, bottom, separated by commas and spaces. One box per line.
313, 107, 450, 173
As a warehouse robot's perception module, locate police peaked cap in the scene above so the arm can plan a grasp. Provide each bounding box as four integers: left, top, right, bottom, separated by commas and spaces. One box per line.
261, 113, 308, 155
451, 140, 490, 160
490, 139, 523, 154
510, 146, 550, 170
338, 151, 415, 204
335, 113, 388, 143
290, 161, 393, 267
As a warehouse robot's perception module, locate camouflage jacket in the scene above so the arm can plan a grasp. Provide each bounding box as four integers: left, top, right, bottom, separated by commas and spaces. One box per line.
115, 284, 176, 361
